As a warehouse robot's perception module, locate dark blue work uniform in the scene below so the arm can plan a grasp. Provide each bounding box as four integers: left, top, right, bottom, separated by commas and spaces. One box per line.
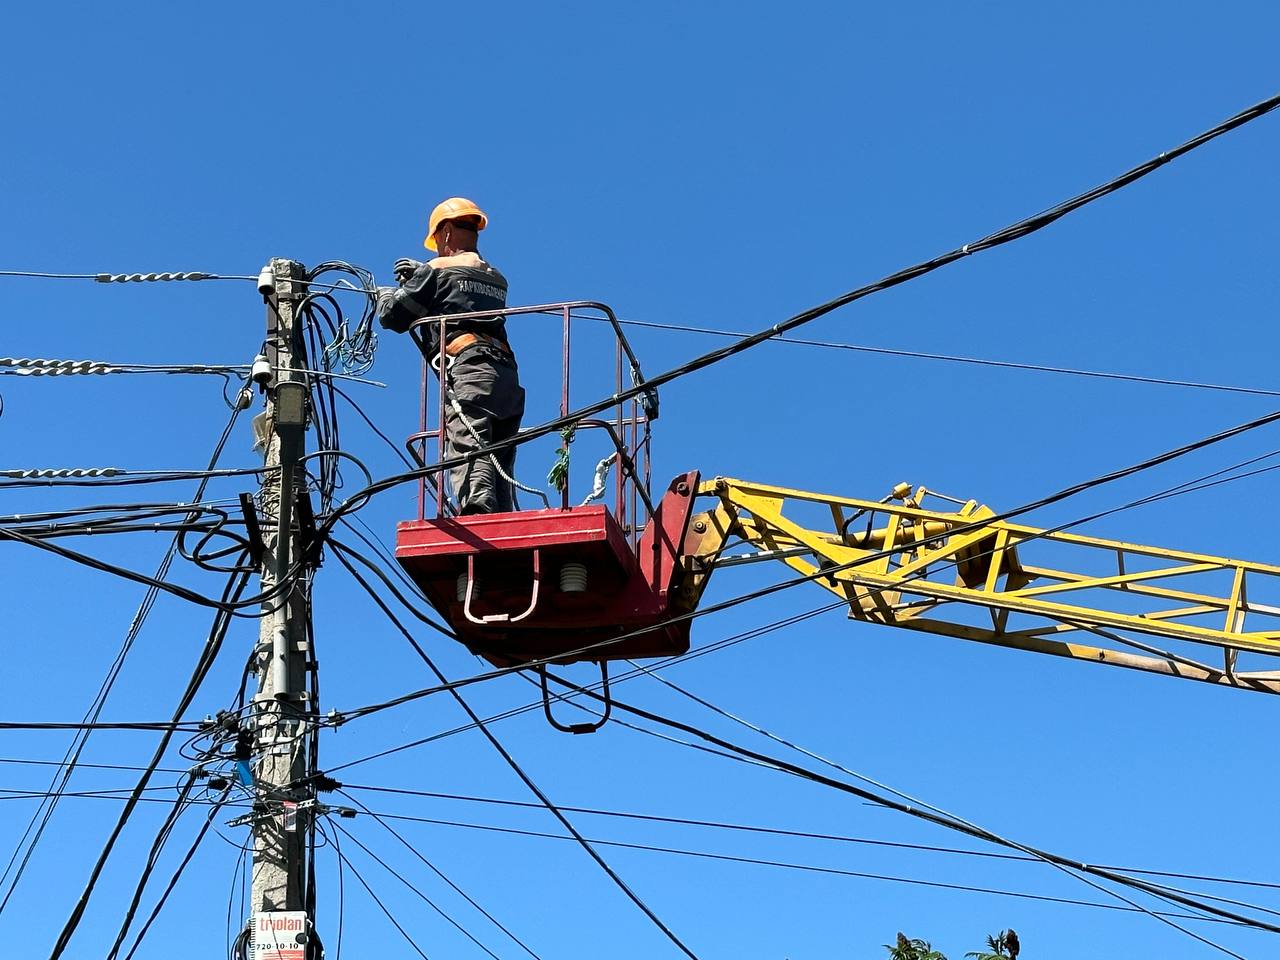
378, 253, 525, 514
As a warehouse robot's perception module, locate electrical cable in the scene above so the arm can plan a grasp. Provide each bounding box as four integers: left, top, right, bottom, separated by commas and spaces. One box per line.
103, 778, 200, 958
337, 808, 1260, 929
0, 466, 266, 488
329, 820, 504, 960
331, 547, 704, 960
335, 791, 546, 960
0, 758, 192, 777
0, 720, 206, 732
0, 270, 235, 282
332, 401, 1280, 727
593, 315, 1280, 399
323, 823, 432, 960
620, 655, 1280, 924
335, 783, 1280, 892
330, 383, 418, 471
544, 675, 1271, 955
326, 601, 847, 775
113, 786, 232, 960
226, 843, 248, 960
317, 89, 1280, 539
328, 538, 455, 631
0, 521, 302, 617
331, 815, 346, 960
46, 558, 252, 960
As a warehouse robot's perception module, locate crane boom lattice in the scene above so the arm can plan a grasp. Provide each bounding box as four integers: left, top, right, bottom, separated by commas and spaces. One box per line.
683, 478, 1280, 695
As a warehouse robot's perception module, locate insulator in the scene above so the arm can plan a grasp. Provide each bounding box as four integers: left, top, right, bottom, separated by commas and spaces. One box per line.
456, 573, 481, 602
560, 562, 588, 593
94, 271, 213, 283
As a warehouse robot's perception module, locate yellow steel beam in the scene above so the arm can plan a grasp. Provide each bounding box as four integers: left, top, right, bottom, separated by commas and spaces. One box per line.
689, 477, 1280, 695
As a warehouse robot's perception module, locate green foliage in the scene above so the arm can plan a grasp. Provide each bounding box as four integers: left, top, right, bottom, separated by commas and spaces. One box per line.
964, 930, 1019, 959
881, 927, 1019, 960
885, 932, 948, 960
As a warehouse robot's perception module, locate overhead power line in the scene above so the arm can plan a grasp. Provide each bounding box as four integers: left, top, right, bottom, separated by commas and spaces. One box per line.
324, 600, 845, 775
318, 88, 1280, 535
0, 358, 245, 378
0, 407, 247, 917
0, 268, 372, 295
14, 785, 1273, 930
0, 466, 266, 486
332, 548, 704, 960
337, 791, 546, 960
547, 676, 1270, 956
329, 821, 506, 960
0, 270, 229, 282
331, 398, 1280, 726
46, 561, 252, 959
323, 828, 432, 960
337, 784, 1280, 892
345, 808, 1260, 929
594, 315, 1280, 399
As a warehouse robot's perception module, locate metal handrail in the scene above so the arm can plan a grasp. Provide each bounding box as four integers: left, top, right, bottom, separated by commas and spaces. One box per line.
404, 300, 657, 533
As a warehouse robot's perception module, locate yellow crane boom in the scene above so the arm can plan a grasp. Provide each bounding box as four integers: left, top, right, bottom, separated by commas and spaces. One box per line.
679, 477, 1280, 695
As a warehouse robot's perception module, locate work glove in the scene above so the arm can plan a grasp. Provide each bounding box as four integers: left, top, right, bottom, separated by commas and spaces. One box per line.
393, 257, 423, 283
375, 285, 398, 314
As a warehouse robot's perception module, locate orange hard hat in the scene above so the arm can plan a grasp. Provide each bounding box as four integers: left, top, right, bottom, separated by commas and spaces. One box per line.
424, 197, 488, 252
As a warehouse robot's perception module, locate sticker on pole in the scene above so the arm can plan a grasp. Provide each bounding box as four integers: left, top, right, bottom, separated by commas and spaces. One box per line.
252, 911, 308, 960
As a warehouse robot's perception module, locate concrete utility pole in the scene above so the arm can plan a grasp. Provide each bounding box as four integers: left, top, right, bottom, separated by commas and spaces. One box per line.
250, 258, 313, 939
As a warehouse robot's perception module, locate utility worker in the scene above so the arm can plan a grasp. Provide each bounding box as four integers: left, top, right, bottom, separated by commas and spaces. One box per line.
377, 197, 525, 515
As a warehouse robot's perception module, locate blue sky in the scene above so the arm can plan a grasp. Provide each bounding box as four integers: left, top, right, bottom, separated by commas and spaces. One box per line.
2, 2, 1280, 958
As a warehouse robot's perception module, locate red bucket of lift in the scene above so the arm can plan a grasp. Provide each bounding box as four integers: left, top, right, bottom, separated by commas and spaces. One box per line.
396, 472, 700, 667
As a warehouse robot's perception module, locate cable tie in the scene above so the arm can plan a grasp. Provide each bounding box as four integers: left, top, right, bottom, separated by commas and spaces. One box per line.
961, 244, 971, 255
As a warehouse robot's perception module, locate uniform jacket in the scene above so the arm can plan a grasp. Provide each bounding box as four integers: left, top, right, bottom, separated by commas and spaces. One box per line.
377, 252, 512, 360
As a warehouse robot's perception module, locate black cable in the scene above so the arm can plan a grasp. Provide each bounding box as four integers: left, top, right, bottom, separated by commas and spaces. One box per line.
325, 825, 432, 960
331, 818, 346, 960
0, 269, 250, 282
546, 674, 1276, 950
0, 786, 189, 801
598, 315, 1280, 399
116, 787, 231, 960
0, 466, 266, 489
330, 820, 504, 960
317, 89, 1280, 538
334, 400, 1280, 727
337, 790, 545, 960
103, 777, 199, 958
339, 784, 1280, 892
0, 720, 205, 732
328, 538, 455, 632
0, 524, 272, 615
0, 758, 192, 776
336, 515, 437, 608
331, 548, 704, 960
0, 401, 244, 917
226, 844, 247, 960
340, 809, 1257, 929
46, 559, 252, 960
331, 383, 417, 470
327, 601, 846, 774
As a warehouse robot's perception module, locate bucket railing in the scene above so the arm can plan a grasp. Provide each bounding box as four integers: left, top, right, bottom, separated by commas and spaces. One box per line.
404, 301, 657, 548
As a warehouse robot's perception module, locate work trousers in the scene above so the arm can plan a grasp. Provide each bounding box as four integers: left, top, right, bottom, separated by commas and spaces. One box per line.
443, 347, 525, 515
